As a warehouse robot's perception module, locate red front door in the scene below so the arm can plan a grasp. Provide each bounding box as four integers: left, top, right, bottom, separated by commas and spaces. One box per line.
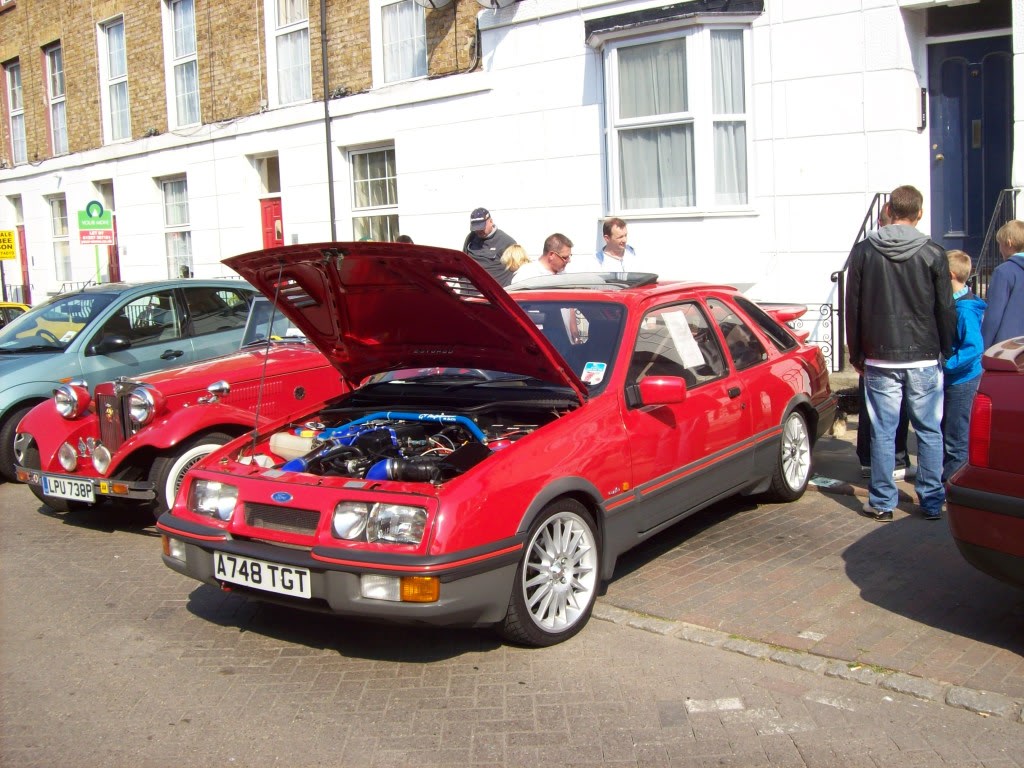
16, 225, 30, 304
261, 198, 284, 249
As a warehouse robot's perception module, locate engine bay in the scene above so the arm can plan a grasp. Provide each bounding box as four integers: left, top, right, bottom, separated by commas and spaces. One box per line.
255, 405, 567, 484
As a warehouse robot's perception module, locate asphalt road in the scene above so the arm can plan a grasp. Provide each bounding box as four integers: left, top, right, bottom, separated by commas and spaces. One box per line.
2, 469, 1022, 767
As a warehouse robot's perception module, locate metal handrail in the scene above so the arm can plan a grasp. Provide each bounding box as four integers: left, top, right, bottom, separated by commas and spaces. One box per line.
830, 192, 889, 371
971, 188, 1020, 298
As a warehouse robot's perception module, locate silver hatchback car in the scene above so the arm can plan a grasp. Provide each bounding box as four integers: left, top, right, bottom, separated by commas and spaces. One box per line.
0, 278, 255, 481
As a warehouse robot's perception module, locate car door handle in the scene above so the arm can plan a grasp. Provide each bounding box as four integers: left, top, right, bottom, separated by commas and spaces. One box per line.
727, 386, 741, 398
160, 349, 184, 360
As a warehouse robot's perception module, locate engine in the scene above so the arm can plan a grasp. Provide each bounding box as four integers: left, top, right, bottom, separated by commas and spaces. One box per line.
266, 411, 540, 484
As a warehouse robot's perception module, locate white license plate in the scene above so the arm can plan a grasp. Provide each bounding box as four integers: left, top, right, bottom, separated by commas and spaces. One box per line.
42, 475, 95, 503
214, 552, 311, 599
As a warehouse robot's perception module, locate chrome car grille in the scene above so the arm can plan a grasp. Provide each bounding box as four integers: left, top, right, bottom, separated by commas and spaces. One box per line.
245, 503, 320, 535
96, 393, 133, 451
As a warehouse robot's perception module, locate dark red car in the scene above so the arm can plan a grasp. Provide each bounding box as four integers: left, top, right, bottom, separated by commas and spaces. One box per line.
947, 336, 1024, 588
159, 242, 835, 646
14, 297, 344, 517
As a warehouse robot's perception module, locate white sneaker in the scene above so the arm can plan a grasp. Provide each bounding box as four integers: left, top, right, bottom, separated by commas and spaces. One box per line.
893, 466, 917, 481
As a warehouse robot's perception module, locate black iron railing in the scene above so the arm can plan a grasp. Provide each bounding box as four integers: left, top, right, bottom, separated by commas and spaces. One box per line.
971, 188, 1020, 298
829, 192, 889, 372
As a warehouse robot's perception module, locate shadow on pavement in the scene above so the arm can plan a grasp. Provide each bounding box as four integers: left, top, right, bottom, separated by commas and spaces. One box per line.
842, 516, 1024, 656
184, 584, 503, 662
32, 498, 160, 536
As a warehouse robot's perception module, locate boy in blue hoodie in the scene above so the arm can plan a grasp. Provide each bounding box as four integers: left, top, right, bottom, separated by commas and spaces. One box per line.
942, 249, 986, 481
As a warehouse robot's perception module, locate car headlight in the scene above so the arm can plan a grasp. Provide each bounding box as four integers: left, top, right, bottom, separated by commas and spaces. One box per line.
332, 502, 427, 545
128, 386, 164, 426
188, 480, 238, 521
92, 444, 112, 475
53, 383, 91, 419
332, 501, 369, 540
57, 442, 78, 471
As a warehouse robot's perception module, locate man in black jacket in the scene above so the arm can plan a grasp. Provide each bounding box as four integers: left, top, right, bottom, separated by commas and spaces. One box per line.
846, 185, 956, 522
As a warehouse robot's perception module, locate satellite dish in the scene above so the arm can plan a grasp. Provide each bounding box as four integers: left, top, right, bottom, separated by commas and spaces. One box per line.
476, 0, 516, 8
413, 0, 454, 8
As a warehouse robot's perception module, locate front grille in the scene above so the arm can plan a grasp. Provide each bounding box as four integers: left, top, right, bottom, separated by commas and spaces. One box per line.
96, 393, 132, 451
245, 502, 321, 535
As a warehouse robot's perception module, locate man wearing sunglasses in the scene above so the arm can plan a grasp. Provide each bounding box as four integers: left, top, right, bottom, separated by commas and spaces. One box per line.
510, 233, 574, 285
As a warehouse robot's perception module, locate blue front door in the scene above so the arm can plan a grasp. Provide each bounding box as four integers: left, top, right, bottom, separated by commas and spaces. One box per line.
928, 36, 1012, 255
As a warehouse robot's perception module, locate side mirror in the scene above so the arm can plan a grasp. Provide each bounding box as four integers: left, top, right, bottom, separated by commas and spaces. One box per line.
88, 334, 132, 356
630, 375, 687, 407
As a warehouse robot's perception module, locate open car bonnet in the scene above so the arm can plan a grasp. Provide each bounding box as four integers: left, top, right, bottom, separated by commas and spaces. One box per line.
223, 242, 587, 402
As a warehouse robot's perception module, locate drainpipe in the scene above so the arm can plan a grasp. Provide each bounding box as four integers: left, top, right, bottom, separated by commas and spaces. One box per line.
321, 0, 337, 240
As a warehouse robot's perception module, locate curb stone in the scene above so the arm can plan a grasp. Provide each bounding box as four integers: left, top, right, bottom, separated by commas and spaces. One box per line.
594, 602, 1024, 724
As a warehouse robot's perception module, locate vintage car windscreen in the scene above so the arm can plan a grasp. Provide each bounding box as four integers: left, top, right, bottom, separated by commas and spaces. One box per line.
242, 298, 308, 346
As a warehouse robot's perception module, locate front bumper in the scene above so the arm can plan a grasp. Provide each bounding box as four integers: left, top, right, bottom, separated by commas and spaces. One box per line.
15, 465, 156, 502
158, 514, 521, 627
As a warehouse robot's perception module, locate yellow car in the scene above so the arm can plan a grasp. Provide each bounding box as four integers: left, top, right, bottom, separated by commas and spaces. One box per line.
0, 302, 29, 330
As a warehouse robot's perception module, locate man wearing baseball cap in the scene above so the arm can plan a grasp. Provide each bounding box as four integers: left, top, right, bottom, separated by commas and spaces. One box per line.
462, 207, 517, 287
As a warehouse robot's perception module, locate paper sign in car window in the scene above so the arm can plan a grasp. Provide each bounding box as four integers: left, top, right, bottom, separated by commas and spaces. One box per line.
581, 361, 606, 385
663, 310, 705, 369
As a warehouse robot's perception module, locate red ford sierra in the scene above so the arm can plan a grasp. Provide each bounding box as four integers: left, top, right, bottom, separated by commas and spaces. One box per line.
158, 242, 835, 646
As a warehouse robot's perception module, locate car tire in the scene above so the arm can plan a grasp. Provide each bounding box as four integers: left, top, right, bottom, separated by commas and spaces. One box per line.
498, 499, 600, 647
0, 404, 36, 483
148, 432, 232, 519
766, 410, 811, 503
21, 444, 91, 513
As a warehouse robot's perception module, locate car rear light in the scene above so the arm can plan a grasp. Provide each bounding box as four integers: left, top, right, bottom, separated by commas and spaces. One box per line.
967, 393, 992, 468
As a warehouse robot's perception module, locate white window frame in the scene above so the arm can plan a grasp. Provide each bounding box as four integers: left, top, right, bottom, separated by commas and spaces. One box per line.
5, 61, 26, 165
603, 24, 752, 216
49, 195, 71, 283
161, 177, 193, 278
98, 17, 131, 143
45, 44, 69, 156
370, 0, 427, 87
349, 144, 399, 241
263, 0, 311, 107
162, 0, 201, 128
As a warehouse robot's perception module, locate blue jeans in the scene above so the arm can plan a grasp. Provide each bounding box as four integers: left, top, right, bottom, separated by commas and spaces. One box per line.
942, 374, 980, 482
863, 364, 945, 514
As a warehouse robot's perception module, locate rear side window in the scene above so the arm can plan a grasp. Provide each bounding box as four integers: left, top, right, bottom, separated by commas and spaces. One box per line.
184, 286, 252, 337
707, 297, 767, 372
733, 295, 799, 352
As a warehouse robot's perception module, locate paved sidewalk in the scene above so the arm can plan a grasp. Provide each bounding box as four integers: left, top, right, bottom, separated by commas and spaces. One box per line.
599, 418, 1024, 718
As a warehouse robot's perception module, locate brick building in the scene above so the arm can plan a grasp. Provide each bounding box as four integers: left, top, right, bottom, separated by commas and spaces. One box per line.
0, 0, 1020, 366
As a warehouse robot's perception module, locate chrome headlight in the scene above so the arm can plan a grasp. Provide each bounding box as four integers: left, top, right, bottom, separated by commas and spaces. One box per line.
53, 383, 91, 419
128, 387, 159, 426
92, 444, 112, 475
332, 502, 427, 545
57, 442, 78, 471
188, 480, 238, 521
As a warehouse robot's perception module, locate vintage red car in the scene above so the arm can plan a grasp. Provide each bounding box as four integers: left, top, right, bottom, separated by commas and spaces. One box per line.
14, 297, 344, 517
158, 242, 836, 646
946, 335, 1024, 589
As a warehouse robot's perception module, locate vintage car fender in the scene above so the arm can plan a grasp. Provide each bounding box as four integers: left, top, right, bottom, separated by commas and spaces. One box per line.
16, 399, 94, 470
